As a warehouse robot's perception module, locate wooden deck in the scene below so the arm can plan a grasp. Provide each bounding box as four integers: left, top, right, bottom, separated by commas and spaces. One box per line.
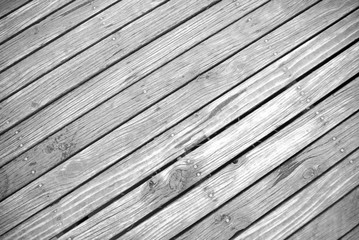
0, 0, 358, 239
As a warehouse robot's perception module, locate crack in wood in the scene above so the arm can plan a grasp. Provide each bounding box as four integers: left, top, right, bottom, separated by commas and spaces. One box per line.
175, 89, 246, 150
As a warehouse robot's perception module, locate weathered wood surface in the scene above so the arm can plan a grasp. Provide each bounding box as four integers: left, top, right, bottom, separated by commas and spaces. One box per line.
1, 0, 347, 201
3, 5, 357, 239
0, 0, 29, 19
115, 78, 359, 239
1, 5, 357, 239
0, 0, 143, 72
341, 225, 359, 240
0, 0, 259, 127
0, 0, 73, 43
0, 0, 354, 200
2, 0, 264, 125
288, 184, 359, 240
178, 113, 359, 240
0, 0, 358, 239
233, 151, 359, 240
0, 0, 174, 102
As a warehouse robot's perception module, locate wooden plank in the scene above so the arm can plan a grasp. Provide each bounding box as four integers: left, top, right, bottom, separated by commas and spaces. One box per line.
288, 183, 359, 240
2, 6, 357, 240
178, 113, 359, 240
0, 0, 30, 19
0, 0, 351, 200
0, 0, 160, 72
114, 78, 359, 239
0, 0, 349, 167
0, 0, 263, 124
0, 0, 340, 199
341, 225, 359, 240
0, 0, 180, 102
0, 0, 356, 231
0, 0, 73, 43
55, 45, 359, 239
233, 154, 359, 240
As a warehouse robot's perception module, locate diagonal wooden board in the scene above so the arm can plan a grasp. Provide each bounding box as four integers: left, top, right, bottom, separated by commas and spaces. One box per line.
0, 0, 352, 201
2, 3, 358, 240
341, 224, 359, 240
2, 0, 358, 201
0, 5, 358, 239
233, 153, 359, 240
1, 0, 345, 199
0, 0, 264, 124
0, 0, 163, 72
177, 113, 359, 240
0, 0, 73, 43
0, 0, 29, 19
62, 48, 359, 240
0, 0, 354, 192
288, 179, 359, 240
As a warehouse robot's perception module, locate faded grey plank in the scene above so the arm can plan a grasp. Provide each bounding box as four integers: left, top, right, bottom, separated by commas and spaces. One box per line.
2, 3, 356, 238
1, 0, 341, 200
0, 0, 29, 18
341, 225, 359, 240
2, 4, 356, 239
288, 182, 359, 240
233, 153, 359, 240
116, 78, 359, 239
0, 0, 73, 43
58, 45, 359, 239
0, 0, 155, 72
0, 0, 256, 124
0, 0, 346, 200
178, 113, 359, 240
0, 0, 343, 170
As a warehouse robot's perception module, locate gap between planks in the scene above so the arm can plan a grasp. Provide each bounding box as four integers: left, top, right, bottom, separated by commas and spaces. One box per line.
232, 150, 359, 240
61, 47, 359, 240
287, 180, 359, 240
177, 112, 359, 240
0, 0, 357, 202
0, 0, 31, 19
1, 0, 354, 194
0, 1, 358, 238
0, 0, 75, 44
0, 0, 162, 73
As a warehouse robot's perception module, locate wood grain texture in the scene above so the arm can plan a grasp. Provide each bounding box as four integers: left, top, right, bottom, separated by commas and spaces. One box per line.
0, 0, 135, 72
116, 78, 359, 240
62, 46, 359, 240
0, 0, 29, 18
234, 152, 359, 240
0, 0, 73, 43
178, 113, 359, 240
3, 0, 348, 202
0, 0, 347, 175
0, 0, 172, 102
2, 6, 357, 240
288, 184, 359, 240
0, 0, 270, 147
341, 224, 359, 240
0, 0, 344, 201
2, 6, 356, 240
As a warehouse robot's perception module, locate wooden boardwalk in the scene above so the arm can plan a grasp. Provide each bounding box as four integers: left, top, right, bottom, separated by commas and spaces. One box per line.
0, 0, 358, 239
